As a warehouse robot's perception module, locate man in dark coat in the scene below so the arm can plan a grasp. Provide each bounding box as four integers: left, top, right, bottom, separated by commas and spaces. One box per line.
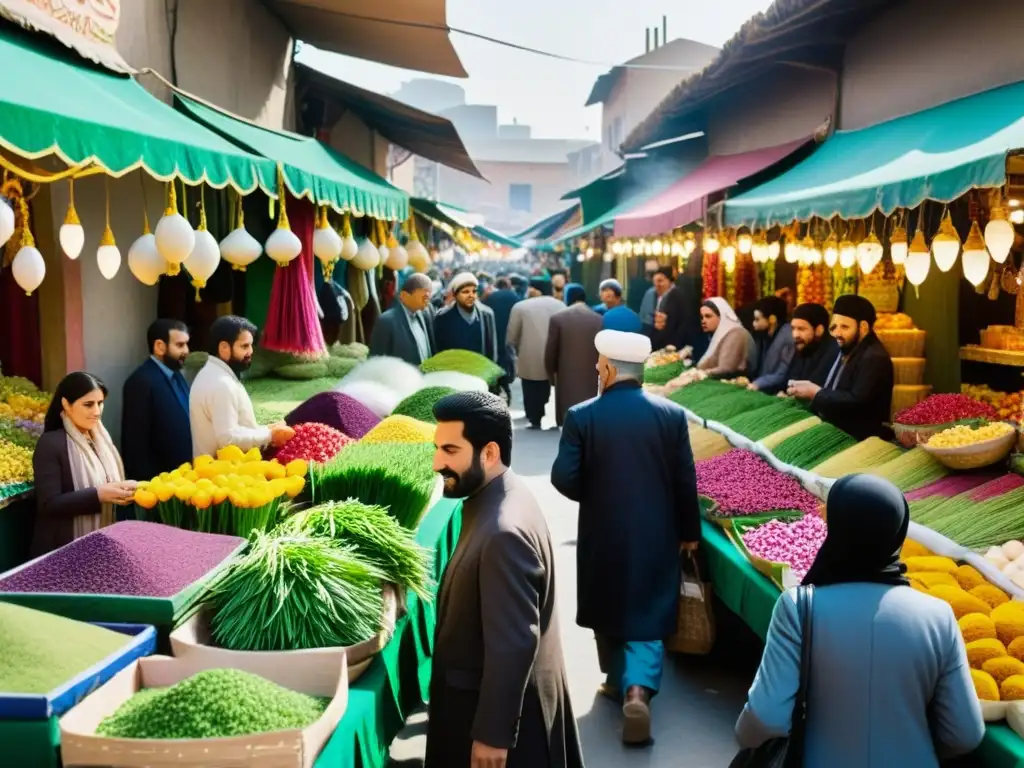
786, 302, 839, 387
788, 294, 894, 440
368, 273, 435, 365
649, 267, 691, 352
551, 329, 701, 745
121, 319, 193, 485
545, 284, 602, 427
426, 392, 584, 768
433, 272, 500, 363
484, 276, 521, 402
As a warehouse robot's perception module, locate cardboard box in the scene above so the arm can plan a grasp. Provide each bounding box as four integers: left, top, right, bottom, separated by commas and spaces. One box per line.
169, 584, 398, 683
59, 653, 348, 767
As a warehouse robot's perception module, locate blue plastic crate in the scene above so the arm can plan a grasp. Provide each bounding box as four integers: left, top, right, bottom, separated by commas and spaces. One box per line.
0, 622, 157, 720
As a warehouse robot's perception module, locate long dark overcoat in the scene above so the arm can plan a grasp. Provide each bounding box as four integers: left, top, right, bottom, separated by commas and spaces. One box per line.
551, 381, 701, 640
544, 303, 603, 427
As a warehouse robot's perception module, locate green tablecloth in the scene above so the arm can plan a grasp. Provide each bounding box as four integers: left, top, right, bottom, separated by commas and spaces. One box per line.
701, 520, 1024, 765
315, 495, 462, 767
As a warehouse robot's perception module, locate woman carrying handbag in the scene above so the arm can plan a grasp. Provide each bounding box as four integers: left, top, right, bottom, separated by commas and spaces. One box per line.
733, 475, 984, 768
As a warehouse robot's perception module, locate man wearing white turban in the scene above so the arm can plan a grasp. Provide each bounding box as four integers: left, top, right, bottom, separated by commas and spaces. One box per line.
551, 329, 701, 746
433, 272, 499, 366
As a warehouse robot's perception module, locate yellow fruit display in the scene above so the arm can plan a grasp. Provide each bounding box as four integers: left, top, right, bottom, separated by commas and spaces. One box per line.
926, 421, 1015, 449
875, 313, 916, 331
0, 439, 33, 484
967, 638, 1008, 669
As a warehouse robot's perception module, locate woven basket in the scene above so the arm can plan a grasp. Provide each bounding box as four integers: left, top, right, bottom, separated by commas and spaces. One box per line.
665, 553, 715, 655
892, 357, 926, 386
891, 418, 985, 449
877, 329, 926, 358
860, 284, 900, 314
919, 430, 1016, 470
890, 385, 932, 422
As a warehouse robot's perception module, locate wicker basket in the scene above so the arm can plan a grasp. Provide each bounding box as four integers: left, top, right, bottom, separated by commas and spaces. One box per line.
860, 284, 900, 314
877, 329, 927, 358
892, 357, 926, 386
890, 385, 932, 422
665, 553, 715, 655
919, 430, 1017, 470
891, 418, 984, 449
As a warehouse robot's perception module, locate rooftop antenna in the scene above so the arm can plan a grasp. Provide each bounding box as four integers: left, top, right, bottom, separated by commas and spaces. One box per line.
645, 27, 650, 53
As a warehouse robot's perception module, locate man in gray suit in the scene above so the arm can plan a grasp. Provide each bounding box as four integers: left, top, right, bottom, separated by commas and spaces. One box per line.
368, 273, 435, 365
425, 392, 584, 768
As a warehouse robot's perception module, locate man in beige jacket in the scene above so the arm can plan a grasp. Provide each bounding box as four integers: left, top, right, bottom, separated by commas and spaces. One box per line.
507, 277, 565, 429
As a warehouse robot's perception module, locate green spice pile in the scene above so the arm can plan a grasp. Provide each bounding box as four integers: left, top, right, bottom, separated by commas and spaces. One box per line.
666, 379, 738, 409
771, 423, 857, 470
689, 389, 778, 423
908, 475, 1024, 549
311, 442, 436, 529
643, 360, 685, 386
96, 669, 330, 739
0, 603, 132, 694
205, 532, 384, 652
868, 447, 949, 492
721, 400, 811, 441
392, 386, 457, 424
278, 501, 432, 598
421, 350, 505, 386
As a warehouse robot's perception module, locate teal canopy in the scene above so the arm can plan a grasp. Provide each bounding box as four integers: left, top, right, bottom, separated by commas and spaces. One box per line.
177, 96, 408, 221
472, 225, 521, 249
724, 79, 1024, 227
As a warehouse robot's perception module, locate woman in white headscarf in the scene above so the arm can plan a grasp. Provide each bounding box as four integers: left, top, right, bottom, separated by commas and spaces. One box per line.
696, 297, 755, 378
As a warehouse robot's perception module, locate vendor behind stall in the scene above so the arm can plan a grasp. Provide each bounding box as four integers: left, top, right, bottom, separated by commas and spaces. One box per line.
787, 295, 894, 440
696, 297, 755, 379
748, 296, 795, 394
787, 303, 839, 387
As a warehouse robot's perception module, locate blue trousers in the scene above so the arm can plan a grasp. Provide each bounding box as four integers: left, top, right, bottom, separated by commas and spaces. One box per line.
595, 635, 664, 696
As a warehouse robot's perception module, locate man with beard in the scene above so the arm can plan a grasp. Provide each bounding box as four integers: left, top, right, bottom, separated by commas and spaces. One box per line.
433, 272, 500, 364
426, 392, 584, 768
189, 315, 294, 457
785, 302, 839, 387
121, 319, 194, 483
787, 294, 894, 440
747, 296, 795, 395
551, 329, 700, 746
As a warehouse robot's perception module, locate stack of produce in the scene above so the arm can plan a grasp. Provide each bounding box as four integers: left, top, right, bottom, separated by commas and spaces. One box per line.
203, 532, 384, 651
342, 357, 424, 400
696, 450, 820, 517
720, 400, 812, 441
963, 385, 1023, 425
906, 474, 1024, 550
0, 417, 41, 450
392, 386, 456, 424
733, 252, 758, 308
278, 500, 431, 598
688, 424, 734, 461
740, 514, 827, 582
666, 379, 734, 409
810, 438, 904, 478
0, 376, 49, 423
96, 668, 330, 738
867, 447, 949, 492
647, 347, 684, 368
701, 251, 720, 298
760, 416, 822, 450
658, 367, 707, 391
0, 603, 137, 694
360, 415, 436, 445
420, 349, 505, 387
892, 394, 998, 447
926, 421, 1015, 449
133, 447, 308, 536
0, 521, 243, 597
286, 391, 381, 439
907, 475, 997, 525
0, 376, 48, 497
644, 359, 686, 386
0, 438, 33, 487
797, 264, 826, 306
771, 423, 857, 470
420, 370, 490, 393
983, 540, 1024, 590
311, 442, 436, 529
272, 422, 352, 465
688, 389, 777, 423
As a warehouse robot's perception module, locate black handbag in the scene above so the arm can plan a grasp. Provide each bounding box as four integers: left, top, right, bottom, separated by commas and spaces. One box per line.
729, 585, 814, 768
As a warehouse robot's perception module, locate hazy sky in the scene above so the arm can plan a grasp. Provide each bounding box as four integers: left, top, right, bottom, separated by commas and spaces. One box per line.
297, 0, 774, 140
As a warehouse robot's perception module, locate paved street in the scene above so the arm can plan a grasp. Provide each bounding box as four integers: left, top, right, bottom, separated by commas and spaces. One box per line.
390, 384, 764, 767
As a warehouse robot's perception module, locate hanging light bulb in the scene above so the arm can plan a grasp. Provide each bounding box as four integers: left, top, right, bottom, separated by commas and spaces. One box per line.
59, 178, 85, 260
768, 240, 780, 261
931, 211, 961, 272
962, 220, 991, 287
985, 205, 1014, 264
890, 223, 908, 265
183, 187, 221, 300
683, 234, 697, 255
651, 238, 664, 257
611, 240, 622, 256
751, 232, 769, 263
603, 249, 613, 262
721, 240, 737, 266
670, 240, 683, 258
154, 181, 194, 276
905, 228, 931, 286
128, 203, 164, 286
96, 179, 121, 280
623, 240, 634, 256
219, 193, 262, 272
823, 234, 839, 268
576, 252, 585, 262
1012, 209, 1024, 225
0, 196, 14, 248
703, 233, 720, 254
784, 237, 801, 263
838, 238, 857, 270
737, 229, 753, 255
858, 231, 884, 274
11, 197, 44, 295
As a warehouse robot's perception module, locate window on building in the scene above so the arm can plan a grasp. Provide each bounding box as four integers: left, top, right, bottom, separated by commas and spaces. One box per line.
509, 184, 532, 212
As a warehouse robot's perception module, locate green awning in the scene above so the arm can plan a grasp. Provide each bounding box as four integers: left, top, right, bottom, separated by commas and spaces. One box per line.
472, 225, 521, 249
724, 79, 1024, 227
411, 197, 466, 231
177, 96, 408, 221
0, 26, 274, 193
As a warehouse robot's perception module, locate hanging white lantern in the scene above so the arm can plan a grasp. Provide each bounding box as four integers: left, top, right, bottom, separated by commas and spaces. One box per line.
407, 238, 430, 272
683, 235, 697, 255
651, 239, 664, 257
703, 234, 719, 254
128, 205, 164, 287
784, 239, 801, 263
737, 230, 753, 254
11, 207, 45, 296
823, 235, 839, 268
184, 193, 221, 300
751, 233, 769, 263
858, 232, 884, 274
154, 182, 194, 276
339, 213, 359, 261
931, 213, 960, 272
265, 226, 302, 266
312, 207, 343, 279
59, 179, 85, 260
962, 220, 991, 287
768, 240, 780, 261
985, 206, 1014, 264
838, 239, 857, 270
218, 195, 261, 271
97, 225, 122, 280
386, 241, 409, 271
0, 197, 14, 248
352, 236, 380, 270
890, 225, 908, 265
905, 229, 930, 286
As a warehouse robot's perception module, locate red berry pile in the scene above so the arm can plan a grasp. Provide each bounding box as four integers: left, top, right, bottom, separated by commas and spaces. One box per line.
274, 422, 352, 465
894, 394, 997, 426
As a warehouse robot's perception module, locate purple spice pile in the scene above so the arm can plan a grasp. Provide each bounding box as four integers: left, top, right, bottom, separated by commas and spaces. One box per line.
696, 449, 820, 517
286, 392, 381, 439
0, 522, 244, 597
742, 514, 827, 581
905, 474, 996, 502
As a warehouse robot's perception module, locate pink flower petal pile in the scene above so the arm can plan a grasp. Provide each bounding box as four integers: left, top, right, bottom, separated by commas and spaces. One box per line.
696, 450, 820, 516
742, 514, 827, 581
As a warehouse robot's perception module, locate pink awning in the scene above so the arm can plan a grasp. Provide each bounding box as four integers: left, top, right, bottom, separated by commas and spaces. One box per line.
614, 139, 809, 237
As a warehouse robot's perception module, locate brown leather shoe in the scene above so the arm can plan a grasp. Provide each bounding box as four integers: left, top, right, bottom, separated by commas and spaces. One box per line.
621, 685, 651, 745
598, 682, 619, 701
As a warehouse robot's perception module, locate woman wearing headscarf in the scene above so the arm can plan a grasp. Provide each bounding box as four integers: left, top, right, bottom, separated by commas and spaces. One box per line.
32, 372, 137, 555
736, 475, 984, 767
695, 297, 755, 378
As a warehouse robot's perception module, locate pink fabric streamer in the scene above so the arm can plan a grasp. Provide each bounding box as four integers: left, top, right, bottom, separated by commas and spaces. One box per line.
261, 195, 327, 359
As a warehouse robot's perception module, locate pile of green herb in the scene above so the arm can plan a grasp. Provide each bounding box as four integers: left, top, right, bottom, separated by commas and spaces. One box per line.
421, 349, 504, 387
204, 532, 384, 651
278, 500, 432, 598
331, 342, 369, 360
311, 442, 436, 529
0, 603, 131, 694
771, 423, 858, 470
392, 386, 456, 424
666, 379, 734, 408
688, 389, 777, 422
96, 669, 330, 739
643, 360, 685, 386
245, 377, 340, 424
720, 400, 811, 441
